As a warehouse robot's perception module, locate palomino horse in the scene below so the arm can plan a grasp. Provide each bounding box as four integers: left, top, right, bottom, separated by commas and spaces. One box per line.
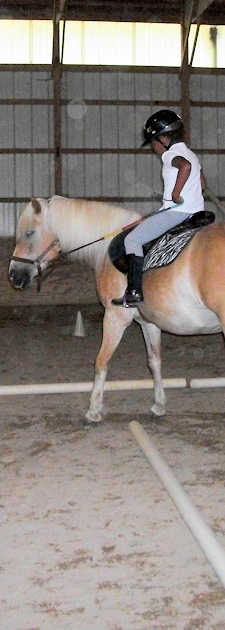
9, 195, 225, 423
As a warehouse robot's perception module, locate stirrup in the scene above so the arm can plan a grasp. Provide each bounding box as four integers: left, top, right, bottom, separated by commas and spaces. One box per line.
112, 289, 143, 308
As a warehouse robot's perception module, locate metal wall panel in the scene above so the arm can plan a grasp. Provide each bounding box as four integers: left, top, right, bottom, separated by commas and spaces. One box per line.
63, 151, 163, 208
191, 106, 225, 151
217, 155, 225, 196
0, 67, 225, 238
84, 106, 101, 148
32, 155, 55, 196
0, 69, 54, 236
101, 107, 119, 148
0, 202, 22, 238
99, 72, 119, 99
62, 104, 84, 149
101, 154, 119, 197
61, 68, 181, 215
62, 154, 85, 197
118, 106, 136, 148
0, 70, 53, 99
0, 156, 15, 197
15, 71, 53, 99
62, 69, 181, 101
61, 71, 84, 99
0, 72, 14, 97
190, 73, 225, 102
190, 71, 225, 200
0, 204, 16, 237
0, 105, 14, 147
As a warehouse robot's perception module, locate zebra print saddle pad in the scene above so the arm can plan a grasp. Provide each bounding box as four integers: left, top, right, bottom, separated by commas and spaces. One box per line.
143, 210, 215, 271
108, 210, 215, 275
143, 228, 196, 271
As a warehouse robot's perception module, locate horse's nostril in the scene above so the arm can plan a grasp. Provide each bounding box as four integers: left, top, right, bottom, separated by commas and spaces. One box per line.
8, 266, 31, 290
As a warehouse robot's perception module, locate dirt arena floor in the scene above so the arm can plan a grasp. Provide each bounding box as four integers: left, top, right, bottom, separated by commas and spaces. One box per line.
1, 304, 225, 630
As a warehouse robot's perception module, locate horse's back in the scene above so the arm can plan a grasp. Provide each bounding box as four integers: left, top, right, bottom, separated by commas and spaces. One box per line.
138, 222, 225, 334
188, 221, 225, 312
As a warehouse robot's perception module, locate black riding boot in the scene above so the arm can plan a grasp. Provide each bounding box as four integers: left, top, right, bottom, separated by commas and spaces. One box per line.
112, 254, 144, 307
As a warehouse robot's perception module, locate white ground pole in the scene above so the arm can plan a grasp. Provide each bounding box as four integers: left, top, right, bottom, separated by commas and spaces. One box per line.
0, 378, 186, 396
129, 420, 225, 589
190, 377, 225, 388
0, 376, 224, 396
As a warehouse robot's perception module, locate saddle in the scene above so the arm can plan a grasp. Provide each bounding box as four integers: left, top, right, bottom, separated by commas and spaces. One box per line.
108, 210, 215, 275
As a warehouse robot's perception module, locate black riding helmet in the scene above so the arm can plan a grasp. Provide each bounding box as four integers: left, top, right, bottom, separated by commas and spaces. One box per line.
142, 109, 183, 146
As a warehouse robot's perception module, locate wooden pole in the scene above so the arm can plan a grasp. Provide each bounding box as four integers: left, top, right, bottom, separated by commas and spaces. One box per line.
130, 421, 225, 589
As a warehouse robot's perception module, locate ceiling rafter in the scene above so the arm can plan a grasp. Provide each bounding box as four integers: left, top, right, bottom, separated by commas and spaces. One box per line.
181, 0, 194, 70
52, 0, 60, 67
181, 0, 220, 72
56, 0, 67, 22
0, 1, 225, 24
193, 0, 216, 22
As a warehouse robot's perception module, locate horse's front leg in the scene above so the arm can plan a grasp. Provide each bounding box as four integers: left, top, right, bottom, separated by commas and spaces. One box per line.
138, 319, 166, 416
85, 306, 134, 424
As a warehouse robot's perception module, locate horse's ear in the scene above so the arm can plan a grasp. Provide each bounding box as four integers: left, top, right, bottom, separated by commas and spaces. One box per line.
31, 197, 41, 214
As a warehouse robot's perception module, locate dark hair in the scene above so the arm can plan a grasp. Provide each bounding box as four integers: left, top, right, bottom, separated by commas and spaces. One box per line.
163, 125, 185, 144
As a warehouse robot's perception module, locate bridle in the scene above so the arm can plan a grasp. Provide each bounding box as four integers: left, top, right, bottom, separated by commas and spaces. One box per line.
11, 238, 61, 292
10, 232, 108, 292
10, 226, 129, 293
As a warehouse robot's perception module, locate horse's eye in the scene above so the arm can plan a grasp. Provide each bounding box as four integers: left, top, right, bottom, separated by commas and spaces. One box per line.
25, 230, 35, 238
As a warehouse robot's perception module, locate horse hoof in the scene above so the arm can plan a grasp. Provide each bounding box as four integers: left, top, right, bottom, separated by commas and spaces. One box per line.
150, 403, 166, 417
84, 410, 103, 425
83, 420, 101, 429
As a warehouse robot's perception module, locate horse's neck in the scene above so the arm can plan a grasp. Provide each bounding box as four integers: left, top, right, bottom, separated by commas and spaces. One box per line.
49, 197, 140, 270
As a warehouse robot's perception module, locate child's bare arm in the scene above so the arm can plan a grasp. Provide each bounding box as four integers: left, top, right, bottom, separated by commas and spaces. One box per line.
171, 156, 191, 204
200, 170, 206, 191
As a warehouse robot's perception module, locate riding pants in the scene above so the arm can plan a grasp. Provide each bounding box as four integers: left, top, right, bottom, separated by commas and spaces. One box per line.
124, 208, 191, 257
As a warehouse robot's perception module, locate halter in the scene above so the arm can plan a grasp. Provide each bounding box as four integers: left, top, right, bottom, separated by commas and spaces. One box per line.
11, 238, 60, 292
10, 233, 108, 293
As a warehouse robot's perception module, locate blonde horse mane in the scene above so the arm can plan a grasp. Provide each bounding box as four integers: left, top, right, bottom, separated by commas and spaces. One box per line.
47, 195, 141, 268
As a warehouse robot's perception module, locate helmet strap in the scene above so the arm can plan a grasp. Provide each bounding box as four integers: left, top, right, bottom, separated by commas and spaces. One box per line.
156, 136, 172, 151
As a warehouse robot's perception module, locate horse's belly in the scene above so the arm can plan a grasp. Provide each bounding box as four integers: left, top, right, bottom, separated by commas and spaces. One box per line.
157, 308, 221, 335
140, 292, 222, 335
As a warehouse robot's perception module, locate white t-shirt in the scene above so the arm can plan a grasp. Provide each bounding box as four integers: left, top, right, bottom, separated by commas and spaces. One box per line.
161, 142, 204, 214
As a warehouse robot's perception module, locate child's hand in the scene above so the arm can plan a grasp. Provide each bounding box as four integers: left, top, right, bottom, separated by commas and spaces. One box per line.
172, 193, 183, 204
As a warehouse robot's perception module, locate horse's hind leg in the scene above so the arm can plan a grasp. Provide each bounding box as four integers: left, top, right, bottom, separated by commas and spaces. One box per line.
138, 319, 166, 416
85, 306, 134, 424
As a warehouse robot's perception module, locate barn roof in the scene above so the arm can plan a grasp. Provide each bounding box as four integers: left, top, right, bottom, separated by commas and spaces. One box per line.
1, 0, 225, 25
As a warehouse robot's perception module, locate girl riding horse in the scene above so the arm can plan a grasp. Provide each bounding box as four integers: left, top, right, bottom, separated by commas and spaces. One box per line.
112, 109, 206, 308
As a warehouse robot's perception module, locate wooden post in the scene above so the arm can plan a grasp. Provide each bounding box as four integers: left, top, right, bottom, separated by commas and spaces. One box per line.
180, 23, 191, 144
53, 64, 62, 195
52, 1, 62, 194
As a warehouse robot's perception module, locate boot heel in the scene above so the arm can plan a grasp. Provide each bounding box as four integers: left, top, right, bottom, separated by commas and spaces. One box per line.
112, 254, 144, 307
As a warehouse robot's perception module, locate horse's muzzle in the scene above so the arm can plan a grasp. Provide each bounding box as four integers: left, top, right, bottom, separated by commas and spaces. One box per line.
8, 263, 33, 290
